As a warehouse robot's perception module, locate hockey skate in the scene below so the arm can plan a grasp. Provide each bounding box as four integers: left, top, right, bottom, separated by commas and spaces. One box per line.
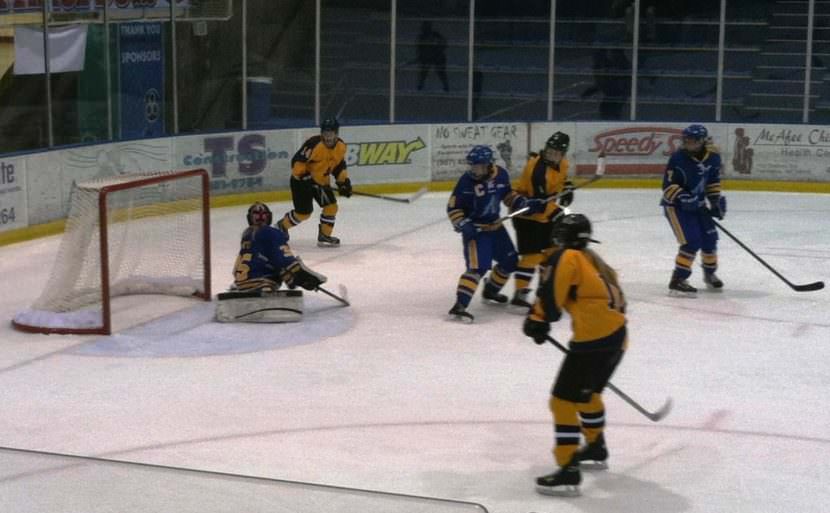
482, 279, 508, 305
535, 463, 581, 497
275, 219, 290, 241
703, 272, 724, 291
509, 288, 532, 309
575, 433, 608, 470
317, 231, 340, 248
448, 302, 474, 323
668, 278, 697, 297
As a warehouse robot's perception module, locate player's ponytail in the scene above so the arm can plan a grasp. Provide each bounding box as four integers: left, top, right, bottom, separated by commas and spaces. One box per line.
583, 248, 622, 293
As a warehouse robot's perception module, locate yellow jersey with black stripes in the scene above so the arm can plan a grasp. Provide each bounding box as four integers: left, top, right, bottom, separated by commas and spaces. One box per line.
291, 135, 349, 187
530, 248, 626, 347
514, 154, 570, 222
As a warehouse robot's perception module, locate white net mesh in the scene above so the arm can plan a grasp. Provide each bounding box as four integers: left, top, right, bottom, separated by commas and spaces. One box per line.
13, 170, 208, 333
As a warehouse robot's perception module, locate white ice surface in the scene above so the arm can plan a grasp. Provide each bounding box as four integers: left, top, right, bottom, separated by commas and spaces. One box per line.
1, 189, 828, 512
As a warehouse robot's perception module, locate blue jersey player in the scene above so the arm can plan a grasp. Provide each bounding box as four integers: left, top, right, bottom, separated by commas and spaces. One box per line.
233, 202, 326, 292
661, 124, 727, 296
447, 145, 544, 321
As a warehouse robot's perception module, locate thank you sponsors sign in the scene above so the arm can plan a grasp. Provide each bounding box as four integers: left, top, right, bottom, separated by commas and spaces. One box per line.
119, 23, 164, 139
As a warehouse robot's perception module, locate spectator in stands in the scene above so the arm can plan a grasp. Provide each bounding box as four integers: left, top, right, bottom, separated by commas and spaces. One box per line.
416, 21, 450, 92
581, 48, 630, 120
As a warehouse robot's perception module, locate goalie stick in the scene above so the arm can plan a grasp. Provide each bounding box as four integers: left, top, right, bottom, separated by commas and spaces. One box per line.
496, 151, 607, 224
710, 218, 824, 292
546, 335, 673, 422
317, 284, 350, 306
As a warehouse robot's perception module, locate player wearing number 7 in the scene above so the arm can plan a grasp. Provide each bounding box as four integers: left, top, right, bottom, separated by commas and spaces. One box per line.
522, 213, 628, 497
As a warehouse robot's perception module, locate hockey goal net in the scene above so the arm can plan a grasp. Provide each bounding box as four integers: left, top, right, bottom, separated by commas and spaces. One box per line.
12, 169, 211, 335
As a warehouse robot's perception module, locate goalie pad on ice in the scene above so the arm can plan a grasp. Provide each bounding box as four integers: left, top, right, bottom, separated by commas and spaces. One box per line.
215, 289, 303, 323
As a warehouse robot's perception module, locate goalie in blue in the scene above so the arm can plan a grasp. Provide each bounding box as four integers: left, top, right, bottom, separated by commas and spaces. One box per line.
233, 202, 326, 292
446, 145, 544, 322
218, 202, 328, 323
661, 124, 727, 296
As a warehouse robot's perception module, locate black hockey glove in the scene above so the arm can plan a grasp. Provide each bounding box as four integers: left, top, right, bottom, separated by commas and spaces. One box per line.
559, 181, 575, 207
286, 260, 328, 291
707, 195, 727, 220
337, 178, 353, 198
523, 317, 550, 345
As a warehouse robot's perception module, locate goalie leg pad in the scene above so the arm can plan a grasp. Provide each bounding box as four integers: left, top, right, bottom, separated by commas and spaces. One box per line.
215, 289, 304, 323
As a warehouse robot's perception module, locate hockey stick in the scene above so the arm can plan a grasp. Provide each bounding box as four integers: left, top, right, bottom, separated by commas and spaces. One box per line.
710, 218, 824, 292
316, 284, 350, 306
351, 186, 428, 204
496, 152, 607, 224
545, 335, 673, 422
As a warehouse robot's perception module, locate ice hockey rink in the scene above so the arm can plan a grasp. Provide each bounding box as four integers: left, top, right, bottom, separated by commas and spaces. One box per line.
1, 188, 828, 513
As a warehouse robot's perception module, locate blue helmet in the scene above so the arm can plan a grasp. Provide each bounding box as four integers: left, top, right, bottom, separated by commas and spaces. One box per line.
466, 145, 494, 166
682, 124, 708, 141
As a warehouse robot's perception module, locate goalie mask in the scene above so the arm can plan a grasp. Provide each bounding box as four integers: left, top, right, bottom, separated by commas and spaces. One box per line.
246, 202, 273, 226
552, 213, 600, 249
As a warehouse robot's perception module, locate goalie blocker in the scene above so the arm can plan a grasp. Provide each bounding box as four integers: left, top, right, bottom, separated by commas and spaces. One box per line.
216, 289, 304, 323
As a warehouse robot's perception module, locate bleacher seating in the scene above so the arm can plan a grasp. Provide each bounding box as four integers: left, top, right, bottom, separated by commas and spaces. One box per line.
265, 2, 830, 124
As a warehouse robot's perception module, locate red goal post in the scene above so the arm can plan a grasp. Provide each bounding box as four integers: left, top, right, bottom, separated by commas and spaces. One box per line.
12, 169, 211, 335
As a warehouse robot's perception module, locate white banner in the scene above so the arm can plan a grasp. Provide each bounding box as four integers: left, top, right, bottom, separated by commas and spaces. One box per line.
430, 122, 529, 181
724, 124, 830, 181
0, 156, 28, 232
298, 125, 431, 185
555, 122, 729, 176
174, 130, 295, 194
14, 25, 88, 75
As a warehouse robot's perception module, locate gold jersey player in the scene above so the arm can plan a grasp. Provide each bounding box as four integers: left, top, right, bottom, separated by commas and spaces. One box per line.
523, 213, 627, 496
511, 131, 575, 308
275, 118, 352, 247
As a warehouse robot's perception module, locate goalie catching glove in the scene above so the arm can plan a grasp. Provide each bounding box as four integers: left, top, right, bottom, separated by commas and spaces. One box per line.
282, 259, 327, 291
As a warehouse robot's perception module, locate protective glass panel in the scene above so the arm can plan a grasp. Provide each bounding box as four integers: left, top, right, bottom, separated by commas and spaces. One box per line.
395, 2, 469, 122
473, 3, 550, 122
635, 0, 719, 121
175, 4, 243, 133
553, 2, 633, 121
256, 0, 316, 129
723, 0, 805, 123
321, 0, 391, 124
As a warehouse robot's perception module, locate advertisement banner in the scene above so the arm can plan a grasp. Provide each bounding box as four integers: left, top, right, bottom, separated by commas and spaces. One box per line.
174, 130, 295, 195
2, 1, 191, 14
724, 124, 830, 181
119, 22, 164, 140
566, 122, 728, 176
0, 156, 28, 232
297, 125, 431, 185
430, 122, 529, 181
